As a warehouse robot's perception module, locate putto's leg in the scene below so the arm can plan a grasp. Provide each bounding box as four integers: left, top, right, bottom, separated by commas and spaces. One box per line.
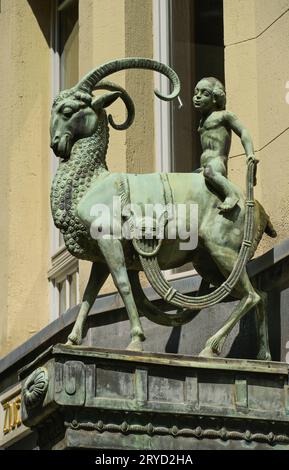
204, 164, 239, 212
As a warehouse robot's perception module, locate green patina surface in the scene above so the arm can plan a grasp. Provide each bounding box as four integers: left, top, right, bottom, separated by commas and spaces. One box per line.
19, 345, 289, 450
50, 58, 276, 360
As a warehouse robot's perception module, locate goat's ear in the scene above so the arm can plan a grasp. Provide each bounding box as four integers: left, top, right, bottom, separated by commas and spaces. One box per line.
91, 91, 121, 111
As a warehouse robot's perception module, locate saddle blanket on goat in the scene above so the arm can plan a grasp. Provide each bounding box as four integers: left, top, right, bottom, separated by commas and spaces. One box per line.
118, 172, 173, 237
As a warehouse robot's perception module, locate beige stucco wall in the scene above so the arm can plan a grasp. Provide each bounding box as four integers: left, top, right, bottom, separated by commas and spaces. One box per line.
0, 0, 51, 356
78, 0, 154, 297
0, 0, 154, 356
78, 0, 154, 174
224, 0, 289, 254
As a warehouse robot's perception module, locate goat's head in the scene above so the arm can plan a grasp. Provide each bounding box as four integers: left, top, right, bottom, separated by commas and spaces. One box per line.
50, 88, 122, 160
50, 58, 180, 160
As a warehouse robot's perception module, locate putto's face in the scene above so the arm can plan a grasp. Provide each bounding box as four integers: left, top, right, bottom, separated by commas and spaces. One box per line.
193, 80, 216, 113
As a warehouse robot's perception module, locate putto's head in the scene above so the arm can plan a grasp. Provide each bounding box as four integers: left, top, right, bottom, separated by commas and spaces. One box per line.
193, 77, 226, 113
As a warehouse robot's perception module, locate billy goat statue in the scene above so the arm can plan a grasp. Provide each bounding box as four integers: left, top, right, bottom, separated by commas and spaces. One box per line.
50, 58, 276, 359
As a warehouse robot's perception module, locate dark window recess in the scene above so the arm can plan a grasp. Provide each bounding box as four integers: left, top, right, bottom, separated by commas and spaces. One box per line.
170, 0, 224, 172
59, 0, 79, 90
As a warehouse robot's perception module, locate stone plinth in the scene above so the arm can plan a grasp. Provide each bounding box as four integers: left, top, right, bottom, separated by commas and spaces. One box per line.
19, 345, 289, 450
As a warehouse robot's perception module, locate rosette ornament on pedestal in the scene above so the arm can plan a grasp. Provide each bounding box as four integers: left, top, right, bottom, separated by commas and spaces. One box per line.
23, 367, 48, 409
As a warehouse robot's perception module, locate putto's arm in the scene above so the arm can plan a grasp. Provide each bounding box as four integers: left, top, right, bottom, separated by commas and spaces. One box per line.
224, 111, 256, 160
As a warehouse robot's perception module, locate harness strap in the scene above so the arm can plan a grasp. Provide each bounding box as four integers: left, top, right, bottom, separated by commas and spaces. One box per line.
137, 160, 257, 310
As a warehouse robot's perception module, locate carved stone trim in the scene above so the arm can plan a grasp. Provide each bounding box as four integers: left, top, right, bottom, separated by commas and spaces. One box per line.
64, 419, 289, 445
48, 245, 78, 281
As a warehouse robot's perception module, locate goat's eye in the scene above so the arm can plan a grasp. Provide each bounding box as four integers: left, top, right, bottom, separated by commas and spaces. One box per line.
62, 107, 74, 117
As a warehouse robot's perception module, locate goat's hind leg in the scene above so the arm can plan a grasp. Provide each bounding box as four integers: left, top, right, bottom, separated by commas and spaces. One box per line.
97, 238, 145, 351
254, 286, 271, 360
198, 242, 261, 357
199, 271, 260, 358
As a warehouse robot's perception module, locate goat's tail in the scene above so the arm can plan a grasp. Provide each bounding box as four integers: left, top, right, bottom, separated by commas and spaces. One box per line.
265, 217, 277, 238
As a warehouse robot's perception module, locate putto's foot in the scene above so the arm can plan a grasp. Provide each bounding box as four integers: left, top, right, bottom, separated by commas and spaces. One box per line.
218, 196, 239, 213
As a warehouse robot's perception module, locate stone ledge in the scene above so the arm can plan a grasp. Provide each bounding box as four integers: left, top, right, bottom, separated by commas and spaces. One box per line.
20, 344, 289, 377
19, 345, 289, 449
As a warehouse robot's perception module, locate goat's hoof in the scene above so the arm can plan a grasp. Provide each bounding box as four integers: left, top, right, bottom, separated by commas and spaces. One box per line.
65, 338, 74, 346
126, 339, 143, 352
257, 350, 272, 361
65, 332, 81, 346
199, 347, 218, 358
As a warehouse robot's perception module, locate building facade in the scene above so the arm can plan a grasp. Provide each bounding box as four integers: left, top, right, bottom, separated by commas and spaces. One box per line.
0, 0, 289, 449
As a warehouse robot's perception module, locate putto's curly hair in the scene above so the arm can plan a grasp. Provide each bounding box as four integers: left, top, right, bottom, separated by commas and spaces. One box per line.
202, 77, 226, 110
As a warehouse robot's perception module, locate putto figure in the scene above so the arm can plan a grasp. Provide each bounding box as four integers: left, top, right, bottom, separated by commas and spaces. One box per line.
193, 77, 258, 212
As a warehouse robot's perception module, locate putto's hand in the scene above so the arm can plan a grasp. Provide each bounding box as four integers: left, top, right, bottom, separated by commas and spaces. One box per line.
247, 154, 259, 165
247, 154, 259, 186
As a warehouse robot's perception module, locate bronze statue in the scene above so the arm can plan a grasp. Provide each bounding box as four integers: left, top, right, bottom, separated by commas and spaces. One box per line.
50, 58, 276, 359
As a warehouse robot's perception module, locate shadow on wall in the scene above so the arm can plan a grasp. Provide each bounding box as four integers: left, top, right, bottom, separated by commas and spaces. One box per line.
28, 0, 79, 54
27, 0, 51, 46
165, 326, 182, 354
227, 289, 281, 361
163, 290, 282, 361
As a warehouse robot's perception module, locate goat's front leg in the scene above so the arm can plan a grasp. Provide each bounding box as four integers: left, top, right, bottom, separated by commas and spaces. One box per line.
66, 262, 109, 346
97, 238, 145, 351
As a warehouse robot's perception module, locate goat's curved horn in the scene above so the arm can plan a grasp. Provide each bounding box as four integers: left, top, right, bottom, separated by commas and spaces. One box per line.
76, 57, 180, 102
93, 80, 135, 131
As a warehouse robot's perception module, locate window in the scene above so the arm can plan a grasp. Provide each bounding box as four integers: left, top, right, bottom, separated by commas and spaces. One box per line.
49, 247, 80, 316
49, 0, 79, 320
154, 0, 224, 277
59, 0, 79, 91
154, 0, 224, 172
170, 0, 224, 172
